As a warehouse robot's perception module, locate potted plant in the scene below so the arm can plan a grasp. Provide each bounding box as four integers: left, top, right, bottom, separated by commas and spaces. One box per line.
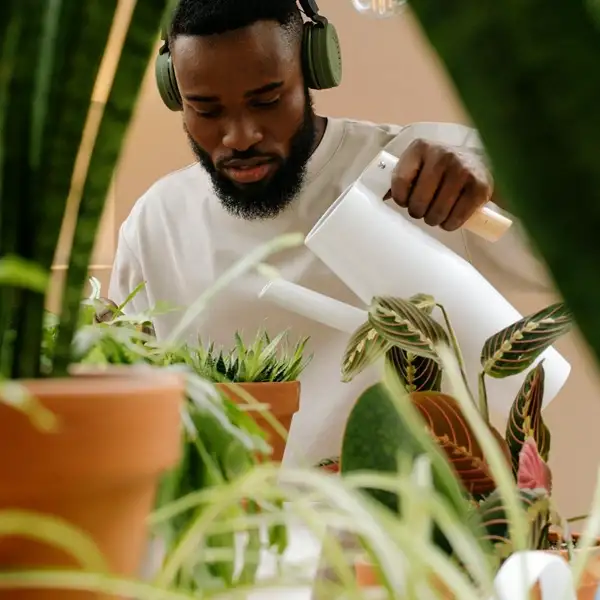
337, 293, 600, 597
0, 2, 185, 596
188, 330, 311, 462
68, 282, 293, 589
88, 289, 311, 463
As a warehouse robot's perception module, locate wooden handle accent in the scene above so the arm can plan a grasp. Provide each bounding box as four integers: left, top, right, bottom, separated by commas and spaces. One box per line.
464, 205, 512, 242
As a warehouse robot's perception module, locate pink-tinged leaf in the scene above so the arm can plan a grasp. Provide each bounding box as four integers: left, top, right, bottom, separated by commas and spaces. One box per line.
517, 437, 552, 492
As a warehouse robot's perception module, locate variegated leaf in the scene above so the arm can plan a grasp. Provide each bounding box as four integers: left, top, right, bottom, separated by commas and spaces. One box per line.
478, 487, 551, 555
505, 362, 551, 476
481, 302, 572, 378
517, 437, 552, 493
386, 345, 442, 393
341, 322, 392, 382
408, 293, 436, 315
411, 392, 509, 497
368, 296, 450, 361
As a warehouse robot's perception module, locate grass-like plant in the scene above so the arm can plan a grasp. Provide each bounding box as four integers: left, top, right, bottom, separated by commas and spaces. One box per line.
340, 293, 573, 562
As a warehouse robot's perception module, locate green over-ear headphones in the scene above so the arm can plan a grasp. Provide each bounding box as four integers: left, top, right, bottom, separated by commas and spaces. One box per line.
155, 0, 342, 112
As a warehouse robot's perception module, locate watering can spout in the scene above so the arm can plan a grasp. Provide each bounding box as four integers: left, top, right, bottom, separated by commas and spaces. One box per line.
259, 279, 367, 335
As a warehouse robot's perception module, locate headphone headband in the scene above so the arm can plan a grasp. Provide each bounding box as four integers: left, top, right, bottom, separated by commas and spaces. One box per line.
154, 0, 341, 111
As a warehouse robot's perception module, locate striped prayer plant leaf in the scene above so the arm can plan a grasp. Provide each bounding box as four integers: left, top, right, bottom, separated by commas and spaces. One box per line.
477, 487, 551, 556
385, 346, 442, 393
368, 296, 450, 361
480, 302, 572, 378
411, 392, 510, 498
505, 362, 551, 476
341, 293, 438, 382
341, 322, 392, 382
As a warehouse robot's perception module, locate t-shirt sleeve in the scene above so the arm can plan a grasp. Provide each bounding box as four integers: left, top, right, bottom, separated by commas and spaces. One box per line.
108, 223, 150, 314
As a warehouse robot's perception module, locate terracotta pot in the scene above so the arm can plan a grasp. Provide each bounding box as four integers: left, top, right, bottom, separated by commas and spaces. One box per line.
0, 371, 184, 600
354, 554, 451, 596
216, 381, 300, 462
355, 533, 600, 600
543, 532, 600, 600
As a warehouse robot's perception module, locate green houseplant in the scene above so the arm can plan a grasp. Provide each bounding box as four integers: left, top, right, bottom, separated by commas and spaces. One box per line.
90, 292, 311, 463
336, 293, 600, 591
0, 1, 187, 596
190, 329, 311, 463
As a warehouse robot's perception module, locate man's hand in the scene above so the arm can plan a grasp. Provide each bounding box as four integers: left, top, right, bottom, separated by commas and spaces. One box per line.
386, 139, 494, 231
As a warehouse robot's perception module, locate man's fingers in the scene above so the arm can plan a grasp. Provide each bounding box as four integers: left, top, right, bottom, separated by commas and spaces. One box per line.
389, 139, 425, 207
442, 178, 489, 231
424, 169, 469, 227
405, 149, 449, 219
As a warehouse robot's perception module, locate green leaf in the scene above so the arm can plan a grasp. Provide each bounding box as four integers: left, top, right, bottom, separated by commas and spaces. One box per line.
385, 346, 442, 393
481, 302, 573, 378
0, 255, 48, 292
340, 382, 478, 555
368, 296, 450, 361
505, 362, 551, 476
53, 0, 171, 374
477, 487, 551, 555
341, 322, 392, 382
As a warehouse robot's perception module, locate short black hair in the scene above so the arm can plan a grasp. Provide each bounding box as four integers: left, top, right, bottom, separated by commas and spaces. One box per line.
170, 0, 303, 41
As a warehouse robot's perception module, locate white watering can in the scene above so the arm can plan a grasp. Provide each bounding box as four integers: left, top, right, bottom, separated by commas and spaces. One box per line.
259, 126, 570, 416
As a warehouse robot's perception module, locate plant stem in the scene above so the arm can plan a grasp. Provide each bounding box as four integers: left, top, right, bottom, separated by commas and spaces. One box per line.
435, 303, 481, 413
477, 372, 490, 424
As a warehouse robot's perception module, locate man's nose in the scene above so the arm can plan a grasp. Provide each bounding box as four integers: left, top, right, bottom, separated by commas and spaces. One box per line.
222, 117, 263, 151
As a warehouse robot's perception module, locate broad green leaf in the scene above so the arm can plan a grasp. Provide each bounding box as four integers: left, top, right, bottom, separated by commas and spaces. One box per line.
341, 322, 392, 382
477, 487, 551, 556
340, 382, 480, 555
385, 346, 442, 393
505, 363, 551, 476
481, 302, 573, 378
368, 296, 450, 361
0, 255, 48, 292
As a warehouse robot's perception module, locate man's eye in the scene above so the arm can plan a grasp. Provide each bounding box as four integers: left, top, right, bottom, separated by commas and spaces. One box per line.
196, 109, 221, 119
253, 97, 280, 108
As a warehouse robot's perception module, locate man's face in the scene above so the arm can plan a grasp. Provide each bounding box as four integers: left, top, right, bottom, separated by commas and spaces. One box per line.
171, 21, 316, 220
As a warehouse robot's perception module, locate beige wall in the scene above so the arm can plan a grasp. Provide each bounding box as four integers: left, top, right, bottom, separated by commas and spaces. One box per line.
70, 2, 600, 520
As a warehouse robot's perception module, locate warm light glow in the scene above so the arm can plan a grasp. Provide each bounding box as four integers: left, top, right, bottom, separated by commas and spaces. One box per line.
351, 0, 406, 18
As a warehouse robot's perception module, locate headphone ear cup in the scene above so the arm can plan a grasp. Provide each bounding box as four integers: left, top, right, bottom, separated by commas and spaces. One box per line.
301, 22, 318, 90
155, 51, 183, 112
303, 21, 342, 90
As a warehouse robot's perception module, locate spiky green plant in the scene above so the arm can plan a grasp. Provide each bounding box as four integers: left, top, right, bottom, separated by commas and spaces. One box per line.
0, 0, 176, 381
191, 330, 311, 383
340, 294, 572, 559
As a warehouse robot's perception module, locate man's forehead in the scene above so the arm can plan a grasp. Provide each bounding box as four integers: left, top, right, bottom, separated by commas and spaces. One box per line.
171, 21, 296, 68
171, 22, 298, 95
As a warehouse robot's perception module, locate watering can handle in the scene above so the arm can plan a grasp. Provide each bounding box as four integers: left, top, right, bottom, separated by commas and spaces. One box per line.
361, 151, 513, 243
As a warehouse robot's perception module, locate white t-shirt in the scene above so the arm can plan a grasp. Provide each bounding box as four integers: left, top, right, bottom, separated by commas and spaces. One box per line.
109, 117, 552, 467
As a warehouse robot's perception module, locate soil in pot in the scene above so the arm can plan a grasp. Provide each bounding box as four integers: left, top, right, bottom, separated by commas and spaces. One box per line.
216, 381, 300, 462
0, 371, 184, 600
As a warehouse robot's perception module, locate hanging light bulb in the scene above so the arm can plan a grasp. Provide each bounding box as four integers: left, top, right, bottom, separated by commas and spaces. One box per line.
351, 0, 406, 19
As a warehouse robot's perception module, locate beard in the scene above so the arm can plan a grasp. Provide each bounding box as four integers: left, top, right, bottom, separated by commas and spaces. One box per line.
186, 91, 317, 220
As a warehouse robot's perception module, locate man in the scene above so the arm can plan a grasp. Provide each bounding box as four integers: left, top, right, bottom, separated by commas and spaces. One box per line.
109, 0, 552, 467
